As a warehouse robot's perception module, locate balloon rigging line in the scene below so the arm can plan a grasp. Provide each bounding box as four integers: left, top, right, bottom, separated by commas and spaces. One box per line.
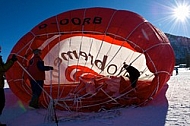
14, 61, 61, 120
141, 51, 162, 99
15, 37, 35, 56
57, 18, 62, 96
80, 85, 135, 108
50, 98, 72, 111
126, 21, 147, 40
97, 26, 144, 75
98, 40, 128, 75
101, 10, 129, 68
82, 9, 87, 32
145, 42, 170, 52
56, 36, 72, 100
98, 14, 132, 75
55, 13, 62, 97
92, 11, 117, 67
42, 65, 153, 110
56, 35, 79, 102
58, 83, 111, 107
16, 60, 53, 100
84, 37, 94, 67
57, 77, 141, 109
56, 62, 61, 100
49, 70, 53, 97
72, 78, 97, 99
100, 88, 119, 104
20, 79, 32, 96
130, 53, 143, 65
144, 52, 157, 73
6, 7, 175, 113
17, 58, 58, 124
71, 77, 105, 100
75, 35, 84, 79
16, 37, 158, 112
150, 76, 160, 99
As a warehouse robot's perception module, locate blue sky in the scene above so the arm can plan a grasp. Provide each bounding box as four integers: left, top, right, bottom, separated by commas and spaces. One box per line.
0, 0, 190, 61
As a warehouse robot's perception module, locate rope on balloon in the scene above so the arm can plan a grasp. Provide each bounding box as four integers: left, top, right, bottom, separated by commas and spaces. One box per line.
16, 60, 59, 125
51, 33, 137, 111
55, 69, 148, 111
61, 11, 156, 111
63, 33, 143, 107
15, 24, 170, 112
96, 40, 170, 108
60, 40, 146, 110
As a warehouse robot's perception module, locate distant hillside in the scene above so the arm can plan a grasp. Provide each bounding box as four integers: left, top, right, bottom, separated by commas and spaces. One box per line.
165, 33, 190, 66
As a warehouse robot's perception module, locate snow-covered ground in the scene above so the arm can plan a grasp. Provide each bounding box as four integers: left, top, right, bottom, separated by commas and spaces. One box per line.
0, 68, 190, 126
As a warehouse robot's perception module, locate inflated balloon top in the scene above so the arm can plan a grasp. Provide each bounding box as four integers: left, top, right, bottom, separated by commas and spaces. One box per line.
6, 7, 175, 112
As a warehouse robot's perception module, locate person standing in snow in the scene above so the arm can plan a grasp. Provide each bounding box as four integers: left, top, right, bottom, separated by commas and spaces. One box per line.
175, 67, 178, 75
27, 49, 53, 109
0, 54, 17, 126
123, 62, 140, 88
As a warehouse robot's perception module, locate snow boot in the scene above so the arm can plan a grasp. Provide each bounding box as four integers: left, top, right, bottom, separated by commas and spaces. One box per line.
29, 96, 39, 109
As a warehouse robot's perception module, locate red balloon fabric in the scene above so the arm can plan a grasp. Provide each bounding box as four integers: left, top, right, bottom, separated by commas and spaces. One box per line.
6, 7, 175, 112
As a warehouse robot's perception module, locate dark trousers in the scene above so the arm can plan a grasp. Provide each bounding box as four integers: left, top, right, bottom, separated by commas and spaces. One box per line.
129, 76, 139, 88
0, 88, 5, 115
29, 80, 44, 107
30, 80, 44, 97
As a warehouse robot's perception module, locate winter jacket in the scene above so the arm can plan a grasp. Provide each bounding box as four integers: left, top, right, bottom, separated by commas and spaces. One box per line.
0, 60, 14, 88
124, 65, 140, 78
27, 54, 52, 80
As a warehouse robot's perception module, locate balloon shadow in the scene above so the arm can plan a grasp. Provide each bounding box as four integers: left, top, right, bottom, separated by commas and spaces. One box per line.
60, 84, 169, 126
109, 84, 169, 126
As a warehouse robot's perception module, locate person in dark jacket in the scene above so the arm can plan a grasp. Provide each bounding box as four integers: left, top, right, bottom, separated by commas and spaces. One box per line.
175, 67, 178, 75
27, 49, 53, 109
0, 54, 17, 126
123, 62, 140, 88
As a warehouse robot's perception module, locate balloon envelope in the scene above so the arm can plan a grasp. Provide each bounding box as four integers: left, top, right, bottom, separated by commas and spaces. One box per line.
6, 7, 175, 112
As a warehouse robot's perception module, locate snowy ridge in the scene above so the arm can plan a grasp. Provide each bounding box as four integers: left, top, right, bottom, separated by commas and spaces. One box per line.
165, 33, 190, 65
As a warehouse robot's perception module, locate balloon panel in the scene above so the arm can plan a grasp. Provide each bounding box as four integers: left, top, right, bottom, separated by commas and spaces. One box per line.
6, 7, 175, 111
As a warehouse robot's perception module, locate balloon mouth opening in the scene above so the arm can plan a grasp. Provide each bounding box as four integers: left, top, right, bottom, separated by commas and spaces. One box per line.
6, 7, 174, 112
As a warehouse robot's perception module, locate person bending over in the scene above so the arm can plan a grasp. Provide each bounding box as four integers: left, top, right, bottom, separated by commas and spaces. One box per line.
123, 62, 140, 88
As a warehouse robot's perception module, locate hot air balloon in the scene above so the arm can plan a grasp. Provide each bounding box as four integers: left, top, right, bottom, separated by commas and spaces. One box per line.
6, 7, 175, 112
